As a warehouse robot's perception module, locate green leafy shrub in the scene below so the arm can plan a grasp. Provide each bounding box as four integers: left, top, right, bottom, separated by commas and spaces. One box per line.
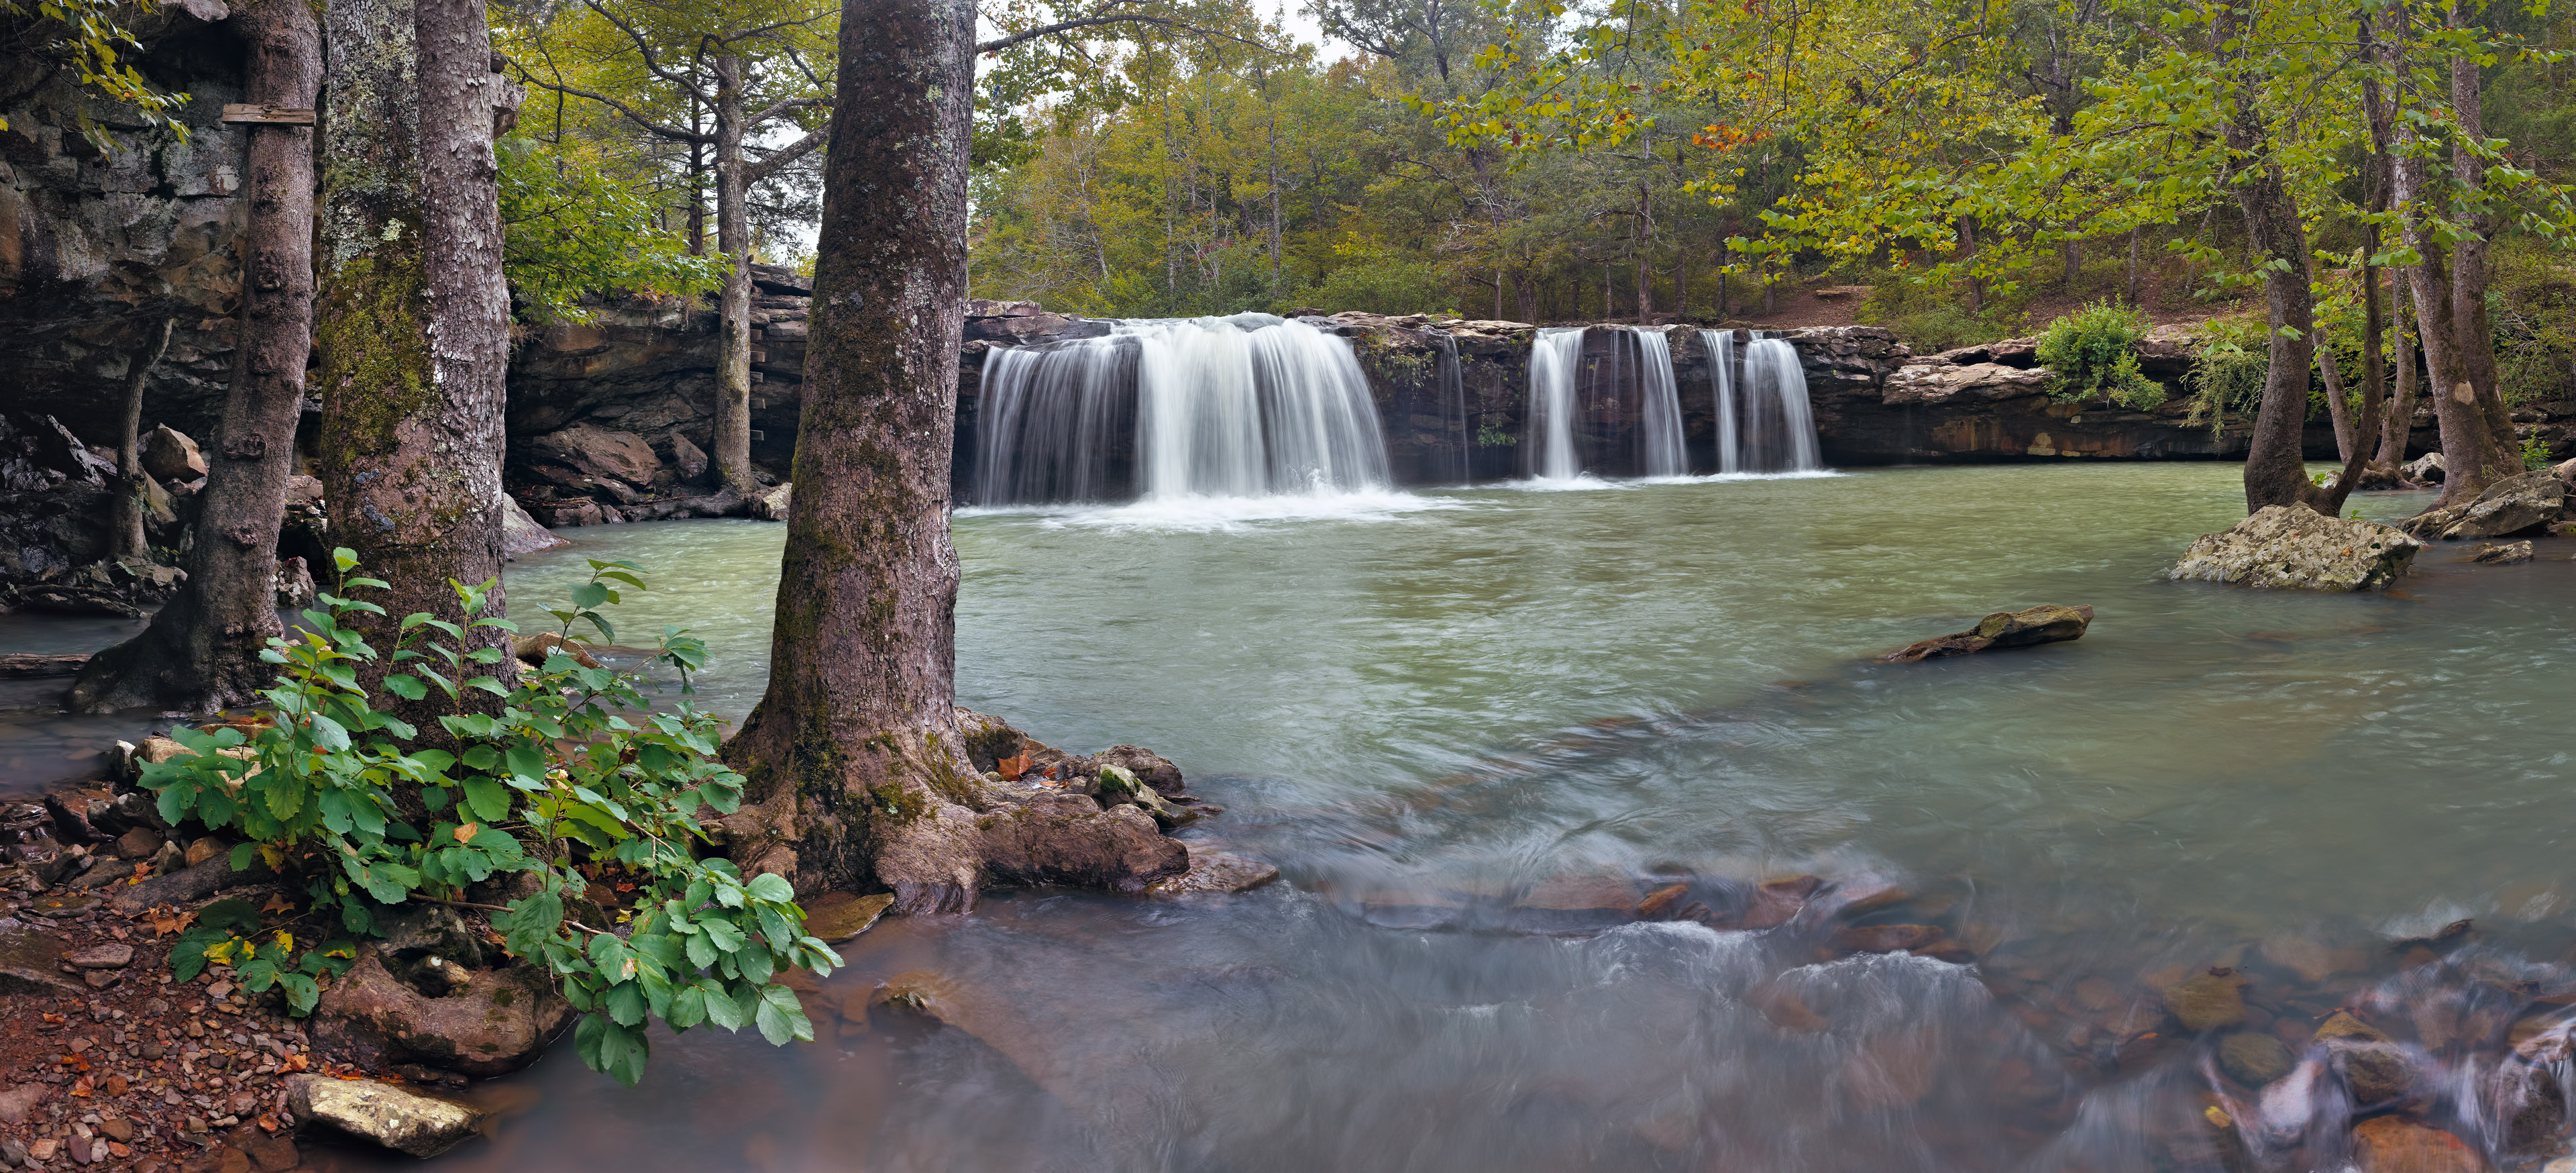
2185, 316, 2270, 435
2037, 300, 2165, 409
143, 550, 838, 1086
1854, 273, 2027, 353
2523, 433, 2554, 470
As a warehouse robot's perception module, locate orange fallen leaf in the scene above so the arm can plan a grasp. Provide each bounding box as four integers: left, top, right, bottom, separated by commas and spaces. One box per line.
996, 754, 1030, 782
454, 823, 478, 843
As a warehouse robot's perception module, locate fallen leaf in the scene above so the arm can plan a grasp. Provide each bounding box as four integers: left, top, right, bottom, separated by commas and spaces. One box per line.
454, 823, 478, 844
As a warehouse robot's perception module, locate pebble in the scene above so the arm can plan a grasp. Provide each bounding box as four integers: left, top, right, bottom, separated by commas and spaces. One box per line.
64, 944, 131, 970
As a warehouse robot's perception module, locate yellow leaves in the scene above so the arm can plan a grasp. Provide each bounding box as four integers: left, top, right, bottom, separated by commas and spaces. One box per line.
273, 929, 295, 951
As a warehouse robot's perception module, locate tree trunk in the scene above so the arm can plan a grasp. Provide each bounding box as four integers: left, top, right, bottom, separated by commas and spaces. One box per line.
68, 0, 316, 714
2303, 342, 2380, 517
2224, 82, 2320, 513
1959, 219, 1981, 314
2376, 269, 2420, 469
2447, 6, 2516, 456
2125, 228, 2141, 305
710, 55, 760, 497
2324, 321, 2357, 464
108, 318, 173, 562
310, 0, 512, 713
722, 0, 1182, 913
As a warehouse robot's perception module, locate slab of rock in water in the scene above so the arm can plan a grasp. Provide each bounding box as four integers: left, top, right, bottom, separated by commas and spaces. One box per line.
2471, 540, 2534, 565
804, 892, 894, 941
286, 1073, 481, 1158
1148, 844, 1279, 895
2168, 505, 2420, 591
2315, 1011, 2416, 1105
2162, 969, 2247, 1031
313, 949, 574, 1077
2349, 1116, 2485, 1173
2400, 469, 2566, 540
2219, 1031, 2294, 1086
1880, 604, 2093, 662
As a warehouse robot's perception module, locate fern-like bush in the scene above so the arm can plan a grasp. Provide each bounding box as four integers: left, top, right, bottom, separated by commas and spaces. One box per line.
2037, 301, 2165, 410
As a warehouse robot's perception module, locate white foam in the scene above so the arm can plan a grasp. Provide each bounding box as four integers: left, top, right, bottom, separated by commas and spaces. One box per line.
974, 489, 1460, 533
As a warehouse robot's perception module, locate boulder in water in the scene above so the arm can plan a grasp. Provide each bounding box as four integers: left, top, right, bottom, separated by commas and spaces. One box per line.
2404, 452, 2447, 483
751, 481, 792, 521
2470, 540, 2534, 565
2220, 1031, 2295, 1086
500, 493, 570, 557
1880, 604, 2092, 662
2315, 1011, 2416, 1106
2485, 1056, 2567, 1156
1147, 844, 1279, 895
2162, 968, 2248, 1031
2349, 1116, 2484, 1173
2400, 469, 2567, 540
528, 422, 663, 490
311, 946, 574, 1077
2168, 505, 2420, 592
286, 1073, 481, 1158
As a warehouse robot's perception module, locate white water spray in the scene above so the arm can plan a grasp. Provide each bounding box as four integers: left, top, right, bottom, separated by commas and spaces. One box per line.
1524, 327, 1586, 480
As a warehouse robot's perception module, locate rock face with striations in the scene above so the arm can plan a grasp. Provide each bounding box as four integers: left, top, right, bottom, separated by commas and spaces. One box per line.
2168, 506, 2421, 592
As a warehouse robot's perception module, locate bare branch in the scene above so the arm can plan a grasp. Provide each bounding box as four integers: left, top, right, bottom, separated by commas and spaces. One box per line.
745, 125, 829, 184
975, 13, 1268, 56
516, 71, 706, 143
584, 0, 713, 105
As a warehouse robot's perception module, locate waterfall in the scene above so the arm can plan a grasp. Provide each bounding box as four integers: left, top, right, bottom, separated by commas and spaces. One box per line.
1698, 329, 1740, 474
975, 338, 1137, 504
1434, 333, 1470, 482
1631, 328, 1687, 478
973, 314, 1392, 505
1523, 327, 1585, 480
1739, 338, 1823, 472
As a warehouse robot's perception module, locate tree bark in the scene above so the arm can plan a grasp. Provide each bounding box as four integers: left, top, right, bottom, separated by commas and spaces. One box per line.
723, 0, 1182, 913
108, 318, 174, 562
2447, 3, 2516, 455
310, 0, 512, 714
2125, 227, 2141, 305
68, 0, 316, 714
2224, 97, 2321, 513
2377, 269, 2420, 469
710, 54, 760, 497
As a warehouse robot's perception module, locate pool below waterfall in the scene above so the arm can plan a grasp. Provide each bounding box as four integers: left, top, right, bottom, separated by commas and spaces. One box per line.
330, 463, 2576, 1172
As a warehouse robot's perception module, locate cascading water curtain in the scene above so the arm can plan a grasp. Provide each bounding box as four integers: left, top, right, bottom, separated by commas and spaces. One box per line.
1629, 327, 1688, 478
1523, 327, 1586, 480
1435, 334, 1469, 481
1134, 314, 1392, 500
1698, 329, 1740, 474
975, 338, 1137, 504
1741, 338, 1824, 472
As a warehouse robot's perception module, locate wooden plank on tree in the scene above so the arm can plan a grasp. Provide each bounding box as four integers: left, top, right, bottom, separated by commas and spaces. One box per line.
0, 653, 92, 678
221, 104, 315, 125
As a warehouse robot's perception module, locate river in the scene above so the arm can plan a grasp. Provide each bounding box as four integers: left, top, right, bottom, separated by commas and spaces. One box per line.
270, 464, 2576, 1170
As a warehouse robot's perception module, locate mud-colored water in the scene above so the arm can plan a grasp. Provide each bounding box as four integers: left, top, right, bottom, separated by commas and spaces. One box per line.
78, 463, 2576, 1172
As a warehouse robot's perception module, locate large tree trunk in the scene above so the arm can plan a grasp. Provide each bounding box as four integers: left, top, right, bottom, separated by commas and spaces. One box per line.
2447, 5, 2516, 456
68, 0, 317, 714
2229, 154, 2321, 512
2377, 269, 2420, 470
710, 55, 760, 497
107, 318, 173, 563
311, 0, 513, 710
720, 0, 1182, 913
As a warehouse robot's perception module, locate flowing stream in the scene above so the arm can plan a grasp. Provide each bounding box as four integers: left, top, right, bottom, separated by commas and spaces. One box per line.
246, 464, 2576, 1171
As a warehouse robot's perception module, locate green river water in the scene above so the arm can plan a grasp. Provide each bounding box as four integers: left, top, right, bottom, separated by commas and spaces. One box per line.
258, 464, 2576, 1171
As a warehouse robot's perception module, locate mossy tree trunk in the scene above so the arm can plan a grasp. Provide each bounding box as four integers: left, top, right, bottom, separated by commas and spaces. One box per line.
107, 317, 172, 564
720, 0, 1182, 915
313, 0, 517, 709
69, 0, 317, 714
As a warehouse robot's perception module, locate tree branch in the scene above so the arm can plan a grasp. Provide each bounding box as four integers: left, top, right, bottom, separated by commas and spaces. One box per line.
745, 125, 828, 184
975, 13, 1267, 56
516, 73, 706, 144
583, 0, 713, 105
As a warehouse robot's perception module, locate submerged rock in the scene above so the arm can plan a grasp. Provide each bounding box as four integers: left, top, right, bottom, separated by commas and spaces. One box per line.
1147, 843, 1280, 895
805, 892, 894, 941
2168, 505, 2420, 592
2400, 469, 2567, 540
2349, 1116, 2485, 1173
2220, 1031, 2295, 1086
2163, 969, 2248, 1031
286, 1074, 482, 1158
1880, 604, 2093, 662
2469, 540, 2534, 565
312, 948, 574, 1078
2486, 1056, 2568, 1156
2315, 1011, 2416, 1106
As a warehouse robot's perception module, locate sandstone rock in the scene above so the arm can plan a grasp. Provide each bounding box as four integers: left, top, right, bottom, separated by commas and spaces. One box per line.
2470, 540, 2534, 564
499, 494, 571, 557
1634, 883, 1692, 919
750, 481, 792, 521
140, 423, 205, 484
665, 431, 708, 481
1880, 604, 2092, 662
0, 1083, 50, 1125
804, 892, 894, 941
2314, 1011, 2414, 1105
2168, 505, 2420, 591
66, 942, 133, 969
2350, 1116, 2487, 1173
109, 851, 241, 915
528, 423, 663, 489
1832, 924, 1942, 953
2219, 1031, 2294, 1086
2485, 1057, 2567, 1156
0, 927, 80, 994
112, 826, 162, 860
1089, 745, 1185, 794
2399, 469, 2567, 540
973, 795, 1188, 892
1147, 844, 1280, 895
539, 499, 604, 528
512, 631, 600, 669
2404, 452, 2447, 482
311, 949, 573, 1077
1095, 764, 1194, 829
2163, 970, 2247, 1031
1884, 360, 2056, 405
1731, 874, 1825, 929
286, 1073, 482, 1158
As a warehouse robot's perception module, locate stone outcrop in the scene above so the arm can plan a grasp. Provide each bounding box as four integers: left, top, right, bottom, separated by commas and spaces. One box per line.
1880, 605, 2094, 662
2397, 468, 2567, 540
310, 906, 575, 1078
2168, 506, 2422, 592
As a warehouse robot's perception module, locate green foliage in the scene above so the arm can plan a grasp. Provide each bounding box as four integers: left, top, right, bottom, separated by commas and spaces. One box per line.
140, 550, 837, 1085
2523, 433, 2555, 471
2036, 301, 2164, 410
498, 135, 723, 325
0, 0, 191, 140
1312, 259, 1457, 318
2185, 316, 2271, 436
2492, 237, 2576, 409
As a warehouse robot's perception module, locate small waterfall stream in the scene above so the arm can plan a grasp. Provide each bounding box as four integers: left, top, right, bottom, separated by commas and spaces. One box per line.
1434, 334, 1470, 482
1524, 327, 1586, 480
1633, 328, 1688, 477
1697, 329, 1825, 474
1521, 326, 1688, 481
974, 314, 1392, 505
